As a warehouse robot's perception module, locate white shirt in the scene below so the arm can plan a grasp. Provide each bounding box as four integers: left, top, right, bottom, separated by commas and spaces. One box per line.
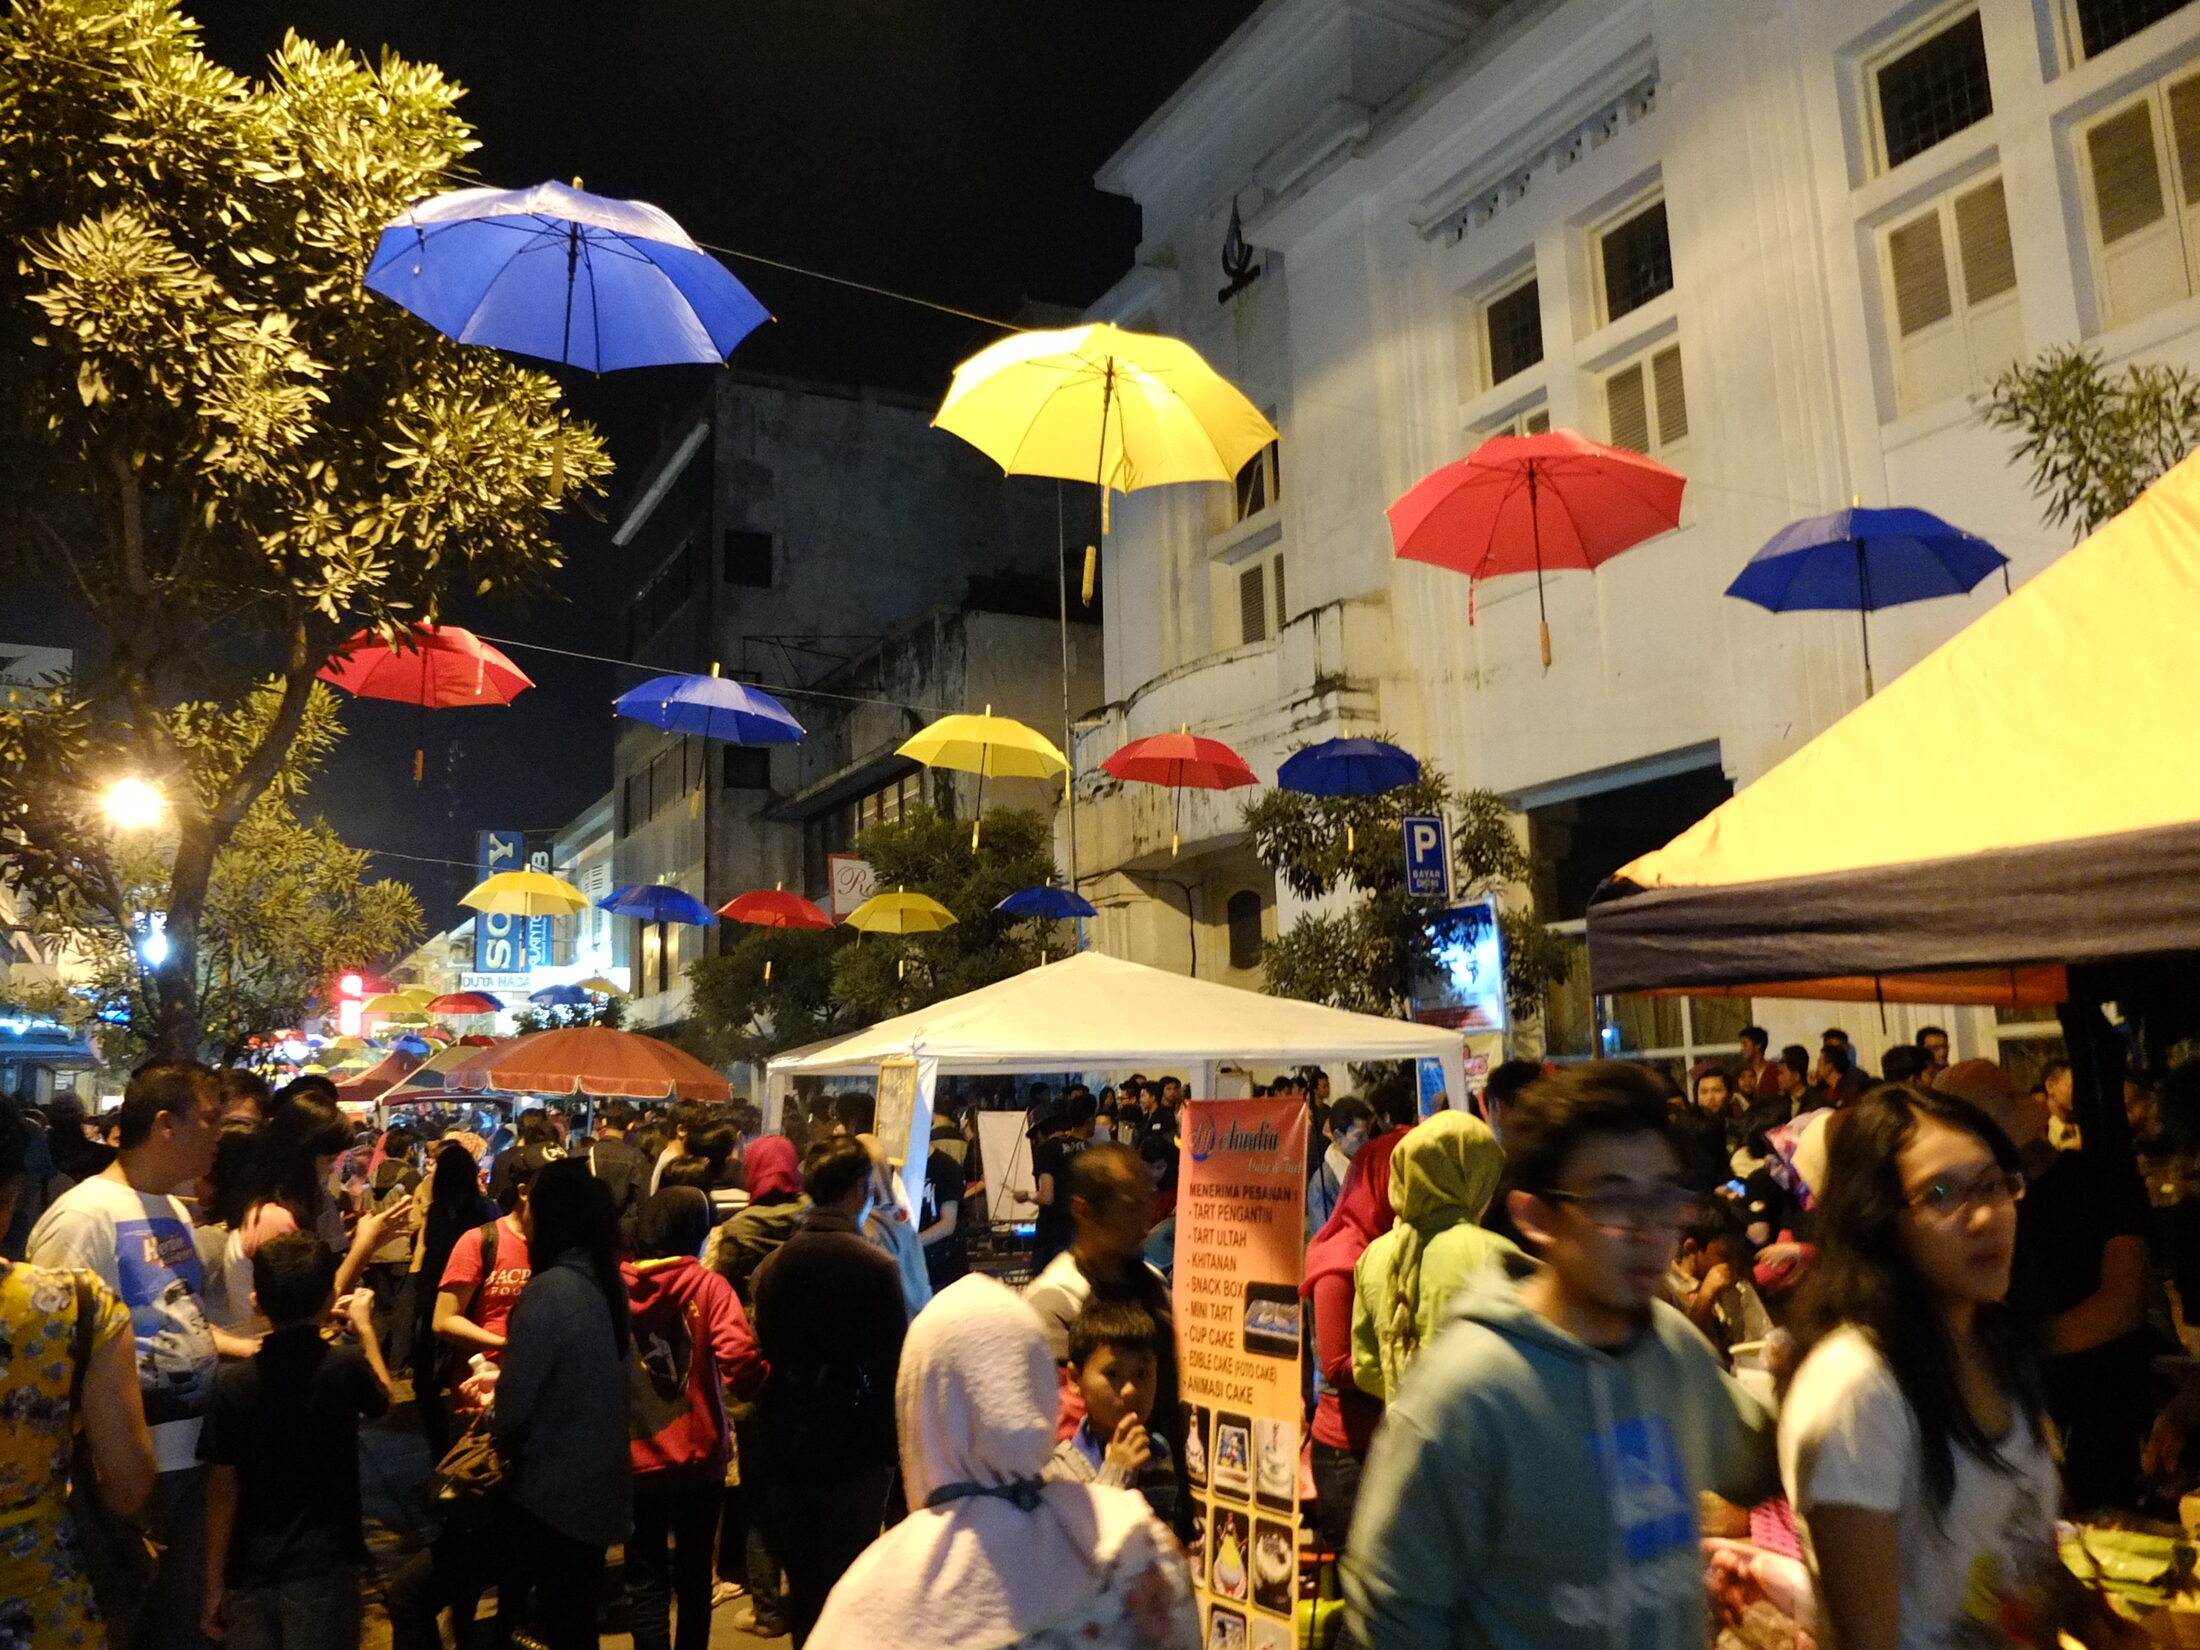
1779, 1326, 2061, 1650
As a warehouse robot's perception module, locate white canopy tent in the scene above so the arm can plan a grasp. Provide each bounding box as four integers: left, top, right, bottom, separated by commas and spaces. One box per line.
766, 951, 1472, 1211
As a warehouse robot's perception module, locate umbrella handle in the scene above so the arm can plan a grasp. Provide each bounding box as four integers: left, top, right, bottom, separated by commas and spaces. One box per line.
1530, 467, 1552, 671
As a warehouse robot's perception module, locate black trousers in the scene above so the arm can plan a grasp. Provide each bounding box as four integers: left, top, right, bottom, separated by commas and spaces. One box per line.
494, 1502, 606, 1650
627, 1478, 719, 1650
760, 1465, 893, 1647
381, 1537, 487, 1650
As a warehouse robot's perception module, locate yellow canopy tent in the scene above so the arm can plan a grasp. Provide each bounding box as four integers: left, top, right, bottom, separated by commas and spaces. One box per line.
1586, 451, 2200, 1000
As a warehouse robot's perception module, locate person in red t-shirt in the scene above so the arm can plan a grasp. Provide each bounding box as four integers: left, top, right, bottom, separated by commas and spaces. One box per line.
433, 1144, 550, 1365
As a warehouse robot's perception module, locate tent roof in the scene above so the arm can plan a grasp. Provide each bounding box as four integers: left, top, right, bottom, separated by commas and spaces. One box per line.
1587, 452, 2200, 993
767, 951, 1464, 1075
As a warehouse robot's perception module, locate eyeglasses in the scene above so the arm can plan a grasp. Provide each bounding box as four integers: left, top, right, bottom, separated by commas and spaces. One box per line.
1542, 1183, 1701, 1233
1906, 1169, 2025, 1223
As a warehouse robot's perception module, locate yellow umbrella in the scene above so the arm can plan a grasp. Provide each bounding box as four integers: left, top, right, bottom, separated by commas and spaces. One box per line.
326, 1035, 370, 1052
362, 994, 418, 1015
844, 889, 956, 935
460, 869, 590, 917
578, 976, 624, 996
398, 986, 438, 1008
898, 705, 1067, 849
933, 323, 1277, 526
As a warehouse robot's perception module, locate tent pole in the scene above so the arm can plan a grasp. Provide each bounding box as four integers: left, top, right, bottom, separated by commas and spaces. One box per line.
1856, 541, 1876, 699
1530, 466, 1551, 670
1056, 481, 1080, 951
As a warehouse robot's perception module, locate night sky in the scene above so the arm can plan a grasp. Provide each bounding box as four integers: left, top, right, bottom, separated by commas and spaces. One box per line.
69, 1, 1263, 921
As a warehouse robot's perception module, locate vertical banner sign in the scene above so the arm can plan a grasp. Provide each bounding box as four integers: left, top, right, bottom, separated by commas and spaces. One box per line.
525, 842, 553, 971
1175, 1099, 1309, 1650
473, 831, 524, 973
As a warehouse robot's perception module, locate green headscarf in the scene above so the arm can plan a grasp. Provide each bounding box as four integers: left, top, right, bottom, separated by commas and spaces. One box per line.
1379, 1110, 1505, 1392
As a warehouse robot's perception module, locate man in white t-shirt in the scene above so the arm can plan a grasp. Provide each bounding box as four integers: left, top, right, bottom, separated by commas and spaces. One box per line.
30, 1057, 257, 1650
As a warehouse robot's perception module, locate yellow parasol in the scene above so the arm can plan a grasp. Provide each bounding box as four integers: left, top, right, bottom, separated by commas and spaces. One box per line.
897, 705, 1067, 849
326, 1035, 370, 1052
362, 994, 419, 1016
397, 986, 438, 1008
578, 976, 625, 996
844, 889, 956, 935
459, 869, 590, 917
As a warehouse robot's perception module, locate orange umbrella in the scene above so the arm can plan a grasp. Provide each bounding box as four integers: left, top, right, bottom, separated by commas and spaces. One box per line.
448, 1026, 729, 1102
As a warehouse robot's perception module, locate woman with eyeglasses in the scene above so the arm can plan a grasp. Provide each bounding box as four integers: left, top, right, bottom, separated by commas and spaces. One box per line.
1779, 1083, 2118, 1650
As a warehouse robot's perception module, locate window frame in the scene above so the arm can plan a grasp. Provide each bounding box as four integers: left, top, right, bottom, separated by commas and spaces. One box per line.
1479, 271, 1546, 392
1591, 194, 1675, 328
1877, 170, 2025, 414
1598, 336, 1690, 463
2077, 67, 2200, 331
2062, 0, 2195, 64
1864, 7, 1994, 177
1232, 437, 1282, 525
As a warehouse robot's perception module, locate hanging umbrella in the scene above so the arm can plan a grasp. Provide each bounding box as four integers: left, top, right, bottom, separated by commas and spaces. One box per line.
1389, 429, 1686, 669
319, 625, 535, 782
362, 993, 420, 1016
530, 984, 593, 1007
426, 991, 503, 1016
447, 1025, 730, 1102
721, 885, 835, 981
457, 1034, 501, 1048
577, 976, 626, 996
460, 870, 590, 917
995, 886, 1097, 920
897, 706, 1067, 849
419, 1027, 454, 1043
933, 324, 1277, 890
1101, 728, 1260, 857
364, 181, 770, 373
326, 1035, 370, 1053
844, 890, 957, 935
391, 1033, 433, 1056
1278, 736, 1423, 850
614, 669, 803, 744
599, 885, 715, 995
1725, 505, 2008, 698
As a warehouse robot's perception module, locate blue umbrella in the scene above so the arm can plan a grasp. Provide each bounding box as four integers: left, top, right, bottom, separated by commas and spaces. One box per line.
995, 886, 1097, 920
1726, 506, 2007, 696
529, 984, 592, 1007
1277, 737, 1421, 797
364, 181, 769, 372
614, 673, 804, 744
598, 884, 717, 927
391, 1033, 433, 1056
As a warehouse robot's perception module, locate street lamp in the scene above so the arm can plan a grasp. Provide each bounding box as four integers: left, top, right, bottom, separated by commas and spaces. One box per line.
102, 777, 166, 831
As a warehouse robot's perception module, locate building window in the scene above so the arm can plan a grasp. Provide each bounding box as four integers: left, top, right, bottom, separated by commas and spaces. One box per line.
1882, 174, 2024, 413
1234, 438, 1281, 522
1872, 12, 1992, 171
1597, 199, 1674, 324
1483, 276, 1544, 387
1234, 547, 1287, 645
627, 535, 697, 652
2067, 0, 2193, 60
723, 746, 772, 789
1602, 340, 1689, 460
1226, 890, 1265, 971
2081, 70, 2200, 329
1485, 405, 1552, 439
620, 736, 707, 833
855, 770, 925, 832
723, 528, 774, 589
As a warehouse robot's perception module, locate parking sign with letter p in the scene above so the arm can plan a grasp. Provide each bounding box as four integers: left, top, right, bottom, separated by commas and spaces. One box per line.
1402, 814, 1451, 899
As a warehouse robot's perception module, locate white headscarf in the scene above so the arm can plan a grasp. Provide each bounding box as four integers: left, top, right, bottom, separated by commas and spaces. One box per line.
807, 1275, 1185, 1650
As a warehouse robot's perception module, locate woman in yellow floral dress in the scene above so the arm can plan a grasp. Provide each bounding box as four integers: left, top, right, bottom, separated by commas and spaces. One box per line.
0, 1104, 155, 1650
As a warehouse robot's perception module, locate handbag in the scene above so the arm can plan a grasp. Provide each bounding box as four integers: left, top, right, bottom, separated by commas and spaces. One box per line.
67, 1273, 161, 1622
425, 1411, 507, 1530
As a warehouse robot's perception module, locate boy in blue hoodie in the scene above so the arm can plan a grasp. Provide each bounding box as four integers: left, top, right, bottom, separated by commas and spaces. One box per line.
1345, 1062, 1777, 1650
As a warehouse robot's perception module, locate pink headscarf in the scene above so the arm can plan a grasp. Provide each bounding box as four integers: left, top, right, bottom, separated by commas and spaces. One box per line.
744, 1135, 801, 1201
1301, 1128, 1403, 1298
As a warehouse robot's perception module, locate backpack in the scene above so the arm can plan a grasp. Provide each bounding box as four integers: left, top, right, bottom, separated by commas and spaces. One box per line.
628, 1292, 723, 1481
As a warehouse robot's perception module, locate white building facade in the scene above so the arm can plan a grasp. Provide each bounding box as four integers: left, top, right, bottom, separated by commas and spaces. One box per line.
1080, 0, 2200, 1081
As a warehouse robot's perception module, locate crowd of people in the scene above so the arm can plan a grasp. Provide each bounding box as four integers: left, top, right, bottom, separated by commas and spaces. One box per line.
3, 1025, 2198, 1650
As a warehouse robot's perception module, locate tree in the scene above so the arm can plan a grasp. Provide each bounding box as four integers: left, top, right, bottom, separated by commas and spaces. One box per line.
1241, 758, 1571, 1023
0, 1, 611, 1055
1981, 345, 2200, 538
22, 682, 420, 1065
681, 805, 1058, 1061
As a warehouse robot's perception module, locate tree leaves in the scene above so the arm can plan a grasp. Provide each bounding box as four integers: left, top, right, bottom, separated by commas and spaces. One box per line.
1980, 346, 2200, 539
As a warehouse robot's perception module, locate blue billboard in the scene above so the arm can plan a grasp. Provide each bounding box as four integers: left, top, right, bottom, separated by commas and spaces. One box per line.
473, 830, 526, 974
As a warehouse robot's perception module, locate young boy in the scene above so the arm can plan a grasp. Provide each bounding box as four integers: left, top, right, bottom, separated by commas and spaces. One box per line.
1344, 1062, 1777, 1650
1042, 1299, 1177, 1524
200, 1230, 393, 1647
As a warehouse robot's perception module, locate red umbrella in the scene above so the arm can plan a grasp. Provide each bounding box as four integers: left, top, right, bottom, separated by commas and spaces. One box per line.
457, 1034, 501, 1047
318, 624, 534, 781
449, 1026, 729, 1102
717, 889, 833, 929
1389, 428, 1685, 668
426, 991, 503, 1016
1101, 728, 1258, 857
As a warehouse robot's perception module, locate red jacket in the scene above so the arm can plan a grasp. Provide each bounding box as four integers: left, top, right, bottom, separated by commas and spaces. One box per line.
622, 1255, 767, 1479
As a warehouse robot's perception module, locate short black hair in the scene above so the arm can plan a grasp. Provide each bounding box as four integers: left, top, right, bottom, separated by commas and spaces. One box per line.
253, 1230, 336, 1325
219, 1068, 272, 1119
1067, 1092, 1098, 1128
503, 1140, 561, 1202
687, 1122, 736, 1170
1738, 1026, 1769, 1053
661, 1156, 718, 1193
1326, 1095, 1373, 1134
1501, 1062, 1676, 1199
1067, 1298, 1159, 1368
1822, 1044, 1854, 1077
1880, 1045, 1929, 1086
832, 1091, 877, 1136
1781, 1045, 1811, 1078
598, 1099, 637, 1132
728, 1103, 762, 1140
802, 1135, 872, 1206
517, 1110, 557, 1147
2041, 1059, 2072, 1083
1485, 1060, 1543, 1110
117, 1059, 215, 1150
1821, 1028, 1849, 1046
276, 1075, 340, 1108
1916, 1025, 1949, 1044
1068, 1141, 1144, 1207
670, 1099, 716, 1137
